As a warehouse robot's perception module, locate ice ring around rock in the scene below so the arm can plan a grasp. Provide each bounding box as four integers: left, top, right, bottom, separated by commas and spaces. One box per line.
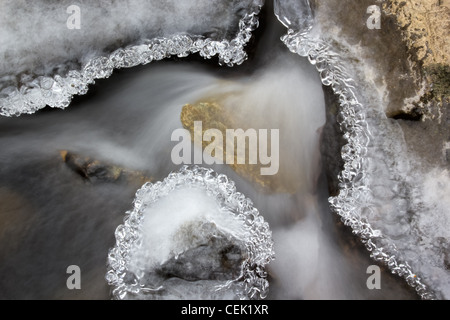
106, 165, 274, 300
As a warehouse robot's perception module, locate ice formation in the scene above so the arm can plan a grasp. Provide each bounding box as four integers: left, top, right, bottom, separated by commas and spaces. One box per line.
2, 0, 448, 300
106, 166, 274, 300
275, 0, 448, 299
0, 0, 262, 117
274, 0, 314, 32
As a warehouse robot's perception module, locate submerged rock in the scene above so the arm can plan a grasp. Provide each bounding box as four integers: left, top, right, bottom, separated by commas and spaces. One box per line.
181, 101, 301, 194
156, 221, 247, 282
59, 150, 152, 185
127, 220, 250, 300
178, 51, 326, 197
116, 221, 249, 300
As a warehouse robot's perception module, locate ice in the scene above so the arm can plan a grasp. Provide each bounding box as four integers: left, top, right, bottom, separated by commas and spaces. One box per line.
276, 3, 449, 298
128, 187, 247, 272
279, 22, 441, 299
403, 168, 450, 298
274, 0, 314, 32
106, 166, 274, 300
0, 0, 263, 117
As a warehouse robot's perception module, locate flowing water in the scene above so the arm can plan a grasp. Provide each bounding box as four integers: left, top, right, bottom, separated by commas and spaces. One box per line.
0, 5, 420, 300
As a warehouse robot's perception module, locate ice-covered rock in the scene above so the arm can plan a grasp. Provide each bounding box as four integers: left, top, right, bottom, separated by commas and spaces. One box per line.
0, 0, 263, 117
106, 166, 274, 300
277, 1, 450, 299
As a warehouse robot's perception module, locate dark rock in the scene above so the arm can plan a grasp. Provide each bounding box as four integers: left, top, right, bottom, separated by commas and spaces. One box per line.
425, 64, 450, 100
157, 231, 246, 282
445, 251, 450, 270
320, 85, 346, 197
391, 107, 424, 121
129, 221, 249, 300
59, 150, 152, 185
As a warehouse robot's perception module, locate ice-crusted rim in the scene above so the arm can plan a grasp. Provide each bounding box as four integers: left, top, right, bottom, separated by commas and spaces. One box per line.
105, 165, 275, 300
0, 3, 262, 117
280, 28, 436, 299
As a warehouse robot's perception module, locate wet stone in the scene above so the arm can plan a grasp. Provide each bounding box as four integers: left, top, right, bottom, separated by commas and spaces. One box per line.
124, 220, 250, 300
156, 225, 247, 282
59, 150, 152, 185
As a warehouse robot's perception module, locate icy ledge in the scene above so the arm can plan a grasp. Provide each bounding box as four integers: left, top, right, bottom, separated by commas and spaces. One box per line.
0, 6, 261, 117
106, 166, 274, 300
282, 31, 437, 300
274, 0, 435, 299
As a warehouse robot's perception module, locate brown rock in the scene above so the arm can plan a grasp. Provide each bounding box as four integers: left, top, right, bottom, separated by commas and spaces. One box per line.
181, 101, 300, 194
59, 150, 152, 185
383, 0, 450, 67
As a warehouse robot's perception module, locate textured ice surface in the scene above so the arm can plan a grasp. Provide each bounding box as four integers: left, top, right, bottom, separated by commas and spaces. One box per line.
0, 0, 262, 116
274, 0, 314, 32
128, 188, 247, 273
106, 166, 274, 300
275, 1, 449, 299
